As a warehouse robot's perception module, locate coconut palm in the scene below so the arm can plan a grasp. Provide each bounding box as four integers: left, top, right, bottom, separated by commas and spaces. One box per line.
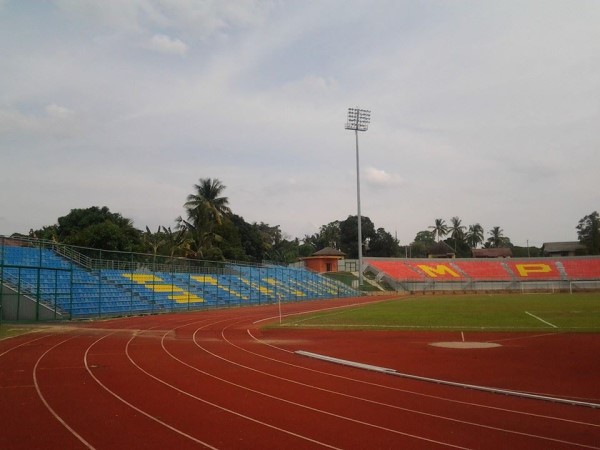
487, 226, 506, 248
181, 178, 231, 259
448, 216, 466, 251
466, 223, 484, 249
185, 178, 231, 226
429, 218, 448, 242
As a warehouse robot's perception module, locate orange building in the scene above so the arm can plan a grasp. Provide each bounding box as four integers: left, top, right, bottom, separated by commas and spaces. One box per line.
301, 247, 346, 273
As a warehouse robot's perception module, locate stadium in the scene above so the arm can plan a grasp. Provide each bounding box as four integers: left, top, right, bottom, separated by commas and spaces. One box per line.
1, 235, 599, 449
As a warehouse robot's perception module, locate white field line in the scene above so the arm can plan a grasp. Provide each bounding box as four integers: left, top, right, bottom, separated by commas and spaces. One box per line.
525, 312, 558, 328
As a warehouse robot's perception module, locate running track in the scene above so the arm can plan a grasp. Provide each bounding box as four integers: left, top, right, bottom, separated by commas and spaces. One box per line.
1, 295, 599, 449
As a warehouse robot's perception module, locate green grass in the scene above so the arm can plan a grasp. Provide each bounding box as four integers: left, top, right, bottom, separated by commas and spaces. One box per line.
281, 292, 600, 332
0, 324, 45, 339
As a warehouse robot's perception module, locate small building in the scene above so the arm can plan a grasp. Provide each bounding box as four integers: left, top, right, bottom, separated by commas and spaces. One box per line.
541, 241, 586, 257
472, 247, 512, 258
427, 241, 455, 258
300, 247, 346, 273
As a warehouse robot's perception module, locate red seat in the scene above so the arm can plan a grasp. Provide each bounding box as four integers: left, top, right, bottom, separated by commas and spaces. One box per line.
560, 258, 600, 279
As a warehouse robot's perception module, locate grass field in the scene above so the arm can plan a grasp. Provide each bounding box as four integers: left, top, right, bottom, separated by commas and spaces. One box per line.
280, 292, 600, 332
0, 324, 47, 340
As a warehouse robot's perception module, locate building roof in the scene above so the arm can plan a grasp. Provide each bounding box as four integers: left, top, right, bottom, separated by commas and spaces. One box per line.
542, 241, 586, 253
312, 247, 346, 257
472, 247, 513, 258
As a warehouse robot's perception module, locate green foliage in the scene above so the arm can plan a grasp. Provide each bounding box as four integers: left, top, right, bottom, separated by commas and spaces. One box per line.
34, 206, 142, 252
486, 226, 510, 248
368, 227, 402, 257
577, 211, 600, 255
429, 218, 448, 242
340, 215, 376, 258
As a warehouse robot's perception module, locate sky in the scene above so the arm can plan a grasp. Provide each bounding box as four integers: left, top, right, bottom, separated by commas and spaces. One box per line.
1, 0, 599, 248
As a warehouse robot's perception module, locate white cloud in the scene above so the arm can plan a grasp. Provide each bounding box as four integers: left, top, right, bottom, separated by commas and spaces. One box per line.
1, 1, 599, 246
46, 104, 75, 119
364, 167, 405, 188
145, 34, 188, 56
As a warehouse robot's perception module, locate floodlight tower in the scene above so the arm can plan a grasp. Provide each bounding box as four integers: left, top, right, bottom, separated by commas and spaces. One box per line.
345, 107, 371, 287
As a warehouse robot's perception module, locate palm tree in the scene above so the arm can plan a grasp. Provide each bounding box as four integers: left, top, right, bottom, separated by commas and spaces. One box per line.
429, 218, 448, 242
161, 225, 188, 259
487, 226, 506, 248
143, 226, 165, 257
448, 216, 466, 251
185, 178, 231, 226
466, 223, 484, 249
182, 178, 231, 260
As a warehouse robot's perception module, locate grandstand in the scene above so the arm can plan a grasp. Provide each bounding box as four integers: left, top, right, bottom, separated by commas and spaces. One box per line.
365, 257, 600, 292
0, 237, 356, 321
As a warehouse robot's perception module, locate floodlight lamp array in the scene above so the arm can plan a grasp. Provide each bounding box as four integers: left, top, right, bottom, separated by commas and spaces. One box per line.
345, 107, 371, 132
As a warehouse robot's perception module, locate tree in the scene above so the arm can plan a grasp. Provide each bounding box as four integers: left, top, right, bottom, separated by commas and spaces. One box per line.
465, 223, 484, 249
486, 226, 510, 248
448, 216, 466, 252
45, 206, 142, 251
317, 221, 341, 250
143, 226, 165, 257
367, 228, 402, 257
182, 178, 231, 259
339, 215, 376, 258
410, 230, 435, 258
161, 226, 189, 259
429, 218, 448, 242
576, 211, 600, 255
185, 178, 231, 226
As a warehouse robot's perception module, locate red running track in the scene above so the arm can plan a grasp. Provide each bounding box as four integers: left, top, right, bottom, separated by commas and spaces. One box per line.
1, 295, 599, 449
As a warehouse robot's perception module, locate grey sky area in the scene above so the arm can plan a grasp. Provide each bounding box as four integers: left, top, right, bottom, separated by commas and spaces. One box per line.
1, 1, 599, 247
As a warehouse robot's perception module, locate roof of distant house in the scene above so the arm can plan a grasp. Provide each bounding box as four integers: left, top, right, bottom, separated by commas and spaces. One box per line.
542, 241, 586, 253
313, 247, 346, 257
472, 247, 513, 258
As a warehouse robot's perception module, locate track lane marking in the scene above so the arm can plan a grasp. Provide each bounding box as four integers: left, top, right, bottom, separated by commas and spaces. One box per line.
84, 331, 218, 450
246, 327, 600, 429
124, 317, 342, 449
191, 322, 472, 449
33, 336, 96, 450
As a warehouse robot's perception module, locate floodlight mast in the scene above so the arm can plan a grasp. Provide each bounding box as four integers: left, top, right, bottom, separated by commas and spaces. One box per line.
345, 107, 371, 287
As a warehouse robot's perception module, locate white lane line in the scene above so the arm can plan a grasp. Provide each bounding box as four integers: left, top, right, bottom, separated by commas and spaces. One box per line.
192, 326, 471, 449
525, 311, 558, 328
85, 333, 218, 450
134, 319, 342, 449
0, 334, 50, 357
33, 337, 96, 450
246, 331, 600, 428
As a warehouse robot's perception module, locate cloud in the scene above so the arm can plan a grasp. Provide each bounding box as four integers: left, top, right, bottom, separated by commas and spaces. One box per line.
145, 34, 188, 56
45, 104, 75, 119
364, 167, 405, 188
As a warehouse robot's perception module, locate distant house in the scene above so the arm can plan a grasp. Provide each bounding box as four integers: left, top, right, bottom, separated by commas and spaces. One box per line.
300, 247, 346, 273
472, 248, 512, 258
427, 241, 455, 258
541, 241, 586, 257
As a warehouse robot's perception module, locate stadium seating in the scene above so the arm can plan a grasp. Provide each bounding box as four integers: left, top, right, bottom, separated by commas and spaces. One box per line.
1, 245, 356, 318
559, 259, 600, 279
365, 257, 600, 283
